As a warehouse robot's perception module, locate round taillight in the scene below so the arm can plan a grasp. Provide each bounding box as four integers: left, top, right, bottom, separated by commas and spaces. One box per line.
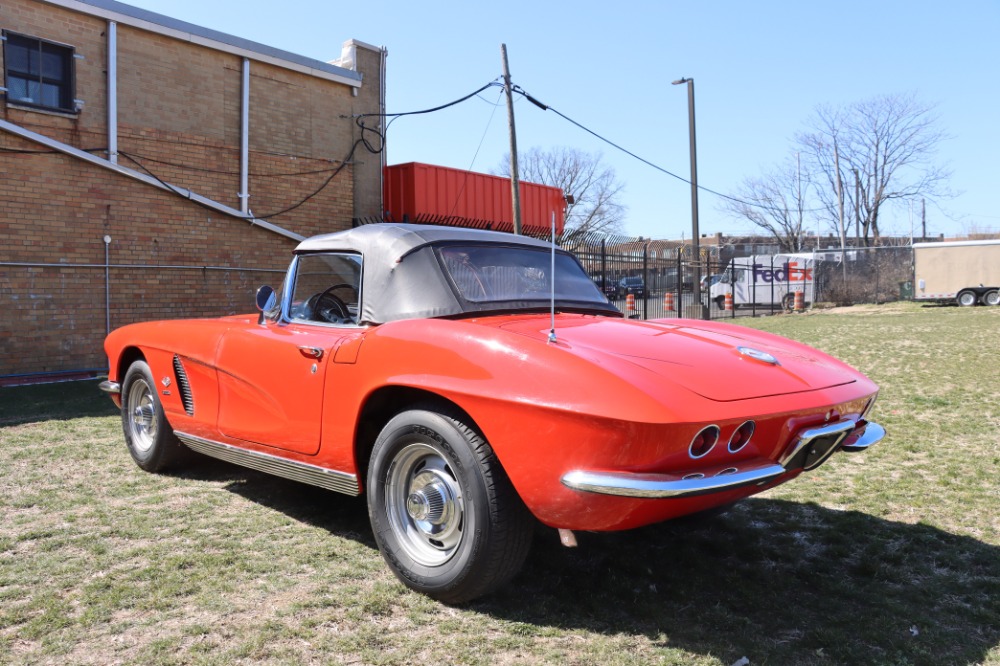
728, 420, 755, 453
689, 425, 720, 459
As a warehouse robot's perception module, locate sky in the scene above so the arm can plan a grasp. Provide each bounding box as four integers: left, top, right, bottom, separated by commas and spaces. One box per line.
124, 0, 1000, 241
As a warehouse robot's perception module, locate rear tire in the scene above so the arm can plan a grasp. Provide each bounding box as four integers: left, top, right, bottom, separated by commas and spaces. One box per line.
120, 360, 188, 472
367, 407, 533, 604
957, 290, 977, 307
982, 290, 999, 306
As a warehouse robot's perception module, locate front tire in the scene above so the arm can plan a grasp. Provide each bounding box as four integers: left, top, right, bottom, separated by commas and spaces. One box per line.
120, 360, 188, 472
367, 407, 533, 604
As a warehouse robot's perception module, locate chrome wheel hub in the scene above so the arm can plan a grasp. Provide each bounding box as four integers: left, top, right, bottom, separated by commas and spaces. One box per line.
126, 378, 157, 453
386, 443, 464, 566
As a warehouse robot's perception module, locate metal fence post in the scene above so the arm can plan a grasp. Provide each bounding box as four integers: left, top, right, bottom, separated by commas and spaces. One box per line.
642, 242, 648, 320
601, 238, 607, 296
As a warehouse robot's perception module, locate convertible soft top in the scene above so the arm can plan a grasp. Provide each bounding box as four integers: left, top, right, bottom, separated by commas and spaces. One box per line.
293, 223, 618, 325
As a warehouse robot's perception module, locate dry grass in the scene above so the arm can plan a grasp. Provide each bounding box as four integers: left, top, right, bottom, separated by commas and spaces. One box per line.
1, 302, 998, 665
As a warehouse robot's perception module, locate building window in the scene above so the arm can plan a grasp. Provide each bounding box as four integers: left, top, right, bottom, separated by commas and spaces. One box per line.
3, 31, 75, 113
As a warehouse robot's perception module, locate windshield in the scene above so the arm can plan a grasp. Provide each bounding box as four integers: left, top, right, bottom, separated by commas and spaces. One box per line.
438, 245, 608, 306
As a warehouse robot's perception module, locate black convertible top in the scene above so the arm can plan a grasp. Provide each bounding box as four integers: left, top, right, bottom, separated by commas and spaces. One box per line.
293, 224, 618, 325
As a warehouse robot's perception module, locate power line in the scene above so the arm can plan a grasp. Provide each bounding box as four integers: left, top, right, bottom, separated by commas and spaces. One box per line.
512, 85, 831, 214
450, 88, 505, 217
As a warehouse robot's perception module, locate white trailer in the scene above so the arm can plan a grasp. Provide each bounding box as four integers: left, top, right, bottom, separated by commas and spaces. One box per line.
913, 239, 1000, 306
707, 254, 816, 310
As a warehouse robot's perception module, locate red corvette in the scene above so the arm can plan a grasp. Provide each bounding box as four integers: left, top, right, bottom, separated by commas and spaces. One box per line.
101, 224, 883, 603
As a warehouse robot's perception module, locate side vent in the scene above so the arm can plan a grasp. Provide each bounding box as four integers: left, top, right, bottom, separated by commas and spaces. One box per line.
172, 355, 195, 416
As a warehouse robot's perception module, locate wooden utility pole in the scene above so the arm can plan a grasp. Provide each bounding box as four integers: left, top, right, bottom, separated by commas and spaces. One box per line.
500, 43, 523, 235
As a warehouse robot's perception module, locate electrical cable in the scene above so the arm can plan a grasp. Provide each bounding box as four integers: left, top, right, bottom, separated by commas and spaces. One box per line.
356, 80, 502, 122
512, 85, 828, 213
449, 88, 505, 217
120, 145, 359, 221
352, 79, 505, 152
119, 150, 196, 201
254, 140, 361, 219
10, 82, 506, 224
116, 151, 348, 177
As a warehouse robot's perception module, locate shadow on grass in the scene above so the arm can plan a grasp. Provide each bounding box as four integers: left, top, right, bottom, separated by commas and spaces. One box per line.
174, 458, 376, 548
479, 500, 1000, 666
165, 459, 999, 665
0, 380, 119, 426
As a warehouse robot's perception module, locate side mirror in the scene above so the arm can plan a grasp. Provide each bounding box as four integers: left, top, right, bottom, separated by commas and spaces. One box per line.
255, 285, 276, 324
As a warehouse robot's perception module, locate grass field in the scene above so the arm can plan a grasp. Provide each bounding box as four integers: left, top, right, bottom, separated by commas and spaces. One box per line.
1, 302, 998, 665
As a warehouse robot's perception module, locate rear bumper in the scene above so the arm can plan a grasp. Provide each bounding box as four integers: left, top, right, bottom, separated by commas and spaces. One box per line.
562, 460, 785, 499
561, 420, 884, 500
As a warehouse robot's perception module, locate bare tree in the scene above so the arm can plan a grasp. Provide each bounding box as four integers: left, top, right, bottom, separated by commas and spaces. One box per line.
495, 147, 626, 239
721, 156, 810, 252
798, 93, 951, 245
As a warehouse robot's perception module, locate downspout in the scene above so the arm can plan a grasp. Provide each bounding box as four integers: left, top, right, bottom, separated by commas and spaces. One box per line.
379, 47, 387, 216
239, 58, 250, 214
107, 21, 118, 163
103, 235, 112, 334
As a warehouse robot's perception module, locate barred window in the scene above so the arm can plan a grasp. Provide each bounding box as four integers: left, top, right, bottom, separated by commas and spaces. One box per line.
3, 32, 75, 113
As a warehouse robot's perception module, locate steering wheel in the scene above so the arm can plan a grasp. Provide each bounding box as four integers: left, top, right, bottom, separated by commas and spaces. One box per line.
309, 283, 358, 324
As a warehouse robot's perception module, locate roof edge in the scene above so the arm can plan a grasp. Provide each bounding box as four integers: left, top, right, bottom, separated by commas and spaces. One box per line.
39, 0, 364, 87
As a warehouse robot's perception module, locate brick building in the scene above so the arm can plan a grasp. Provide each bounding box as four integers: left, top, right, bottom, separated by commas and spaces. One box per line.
0, 0, 385, 382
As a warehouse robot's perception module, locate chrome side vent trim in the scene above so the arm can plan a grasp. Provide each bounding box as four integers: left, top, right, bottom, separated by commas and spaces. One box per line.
175, 431, 360, 496
172, 355, 195, 416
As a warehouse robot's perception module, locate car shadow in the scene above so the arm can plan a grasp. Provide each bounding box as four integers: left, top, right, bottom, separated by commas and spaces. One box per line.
173, 458, 377, 549
475, 499, 1000, 666
167, 462, 1000, 665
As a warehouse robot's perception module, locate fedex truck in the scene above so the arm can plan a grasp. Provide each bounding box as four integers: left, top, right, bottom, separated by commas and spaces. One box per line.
707, 254, 816, 310
913, 239, 1000, 306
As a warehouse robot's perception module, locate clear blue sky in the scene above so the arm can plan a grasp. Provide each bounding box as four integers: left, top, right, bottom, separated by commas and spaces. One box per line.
126, 0, 999, 241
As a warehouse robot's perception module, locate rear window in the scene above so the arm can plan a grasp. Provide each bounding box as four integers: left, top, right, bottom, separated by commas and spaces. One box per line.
438, 245, 606, 305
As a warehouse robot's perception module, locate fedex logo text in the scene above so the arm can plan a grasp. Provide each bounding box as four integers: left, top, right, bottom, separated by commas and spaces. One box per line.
752, 261, 813, 283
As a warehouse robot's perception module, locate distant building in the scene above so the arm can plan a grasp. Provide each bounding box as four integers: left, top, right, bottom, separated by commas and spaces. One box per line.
0, 0, 385, 381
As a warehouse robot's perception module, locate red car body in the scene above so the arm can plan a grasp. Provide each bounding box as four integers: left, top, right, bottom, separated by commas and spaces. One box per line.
102, 224, 883, 602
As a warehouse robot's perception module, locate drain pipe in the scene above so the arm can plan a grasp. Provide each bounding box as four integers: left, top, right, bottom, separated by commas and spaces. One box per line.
103, 235, 111, 335
239, 58, 250, 214
107, 21, 118, 164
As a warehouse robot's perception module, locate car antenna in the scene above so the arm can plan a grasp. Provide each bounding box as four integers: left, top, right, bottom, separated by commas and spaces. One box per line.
548, 210, 557, 344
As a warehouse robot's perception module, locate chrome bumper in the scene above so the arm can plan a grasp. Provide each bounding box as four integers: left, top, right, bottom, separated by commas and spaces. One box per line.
98, 380, 121, 395
841, 421, 885, 452
561, 420, 885, 500
561, 461, 786, 499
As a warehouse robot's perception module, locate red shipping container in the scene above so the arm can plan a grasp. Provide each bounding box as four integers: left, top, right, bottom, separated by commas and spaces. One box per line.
383, 162, 565, 236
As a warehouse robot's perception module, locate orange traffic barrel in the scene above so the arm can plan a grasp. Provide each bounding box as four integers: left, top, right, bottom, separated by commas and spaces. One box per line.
664, 292, 675, 312
794, 290, 805, 311
725, 292, 734, 311
626, 293, 636, 312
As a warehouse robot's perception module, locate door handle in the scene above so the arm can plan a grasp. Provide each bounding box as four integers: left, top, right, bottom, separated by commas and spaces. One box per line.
298, 346, 324, 360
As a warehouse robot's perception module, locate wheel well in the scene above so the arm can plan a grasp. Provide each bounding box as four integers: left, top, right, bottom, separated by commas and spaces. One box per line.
353, 386, 480, 491
116, 347, 146, 381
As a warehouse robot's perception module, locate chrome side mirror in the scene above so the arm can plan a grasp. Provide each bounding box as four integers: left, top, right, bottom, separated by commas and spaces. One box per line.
255, 285, 276, 325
